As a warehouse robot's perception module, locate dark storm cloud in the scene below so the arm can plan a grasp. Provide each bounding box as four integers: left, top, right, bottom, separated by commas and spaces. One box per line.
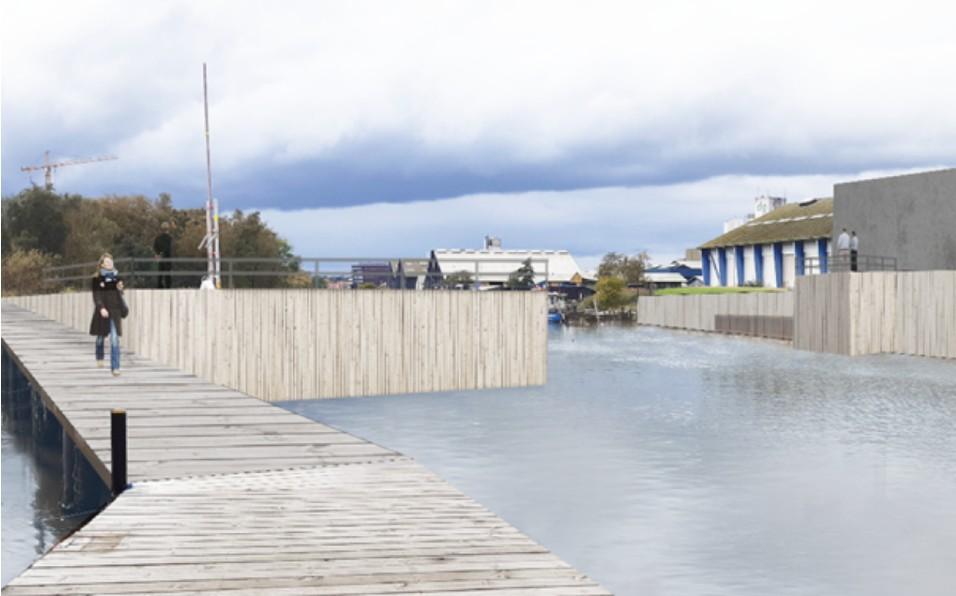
2, 1, 954, 261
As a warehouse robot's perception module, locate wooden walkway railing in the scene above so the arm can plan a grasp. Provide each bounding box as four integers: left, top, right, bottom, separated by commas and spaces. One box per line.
1, 303, 608, 595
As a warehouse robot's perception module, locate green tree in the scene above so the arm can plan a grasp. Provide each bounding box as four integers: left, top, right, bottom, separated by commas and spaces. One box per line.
99, 195, 177, 260
1, 186, 68, 256
1, 186, 305, 292
1, 249, 56, 296
597, 251, 649, 286
444, 270, 474, 290
506, 258, 536, 290
595, 276, 629, 311
61, 198, 121, 264
597, 252, 624, 278
219, 210, 299, 288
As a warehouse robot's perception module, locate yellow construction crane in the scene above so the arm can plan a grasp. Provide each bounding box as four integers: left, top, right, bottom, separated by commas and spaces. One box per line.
20, 150, 118, 189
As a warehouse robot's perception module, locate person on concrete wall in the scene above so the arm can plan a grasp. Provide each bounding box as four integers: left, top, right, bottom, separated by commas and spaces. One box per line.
850, 230, 859, 272
837, 228, 850, 270
90, 253, 127, 376
153, 222, 174, 289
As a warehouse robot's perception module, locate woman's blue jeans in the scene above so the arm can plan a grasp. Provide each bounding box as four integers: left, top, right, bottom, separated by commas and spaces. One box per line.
95, 319, 120, 371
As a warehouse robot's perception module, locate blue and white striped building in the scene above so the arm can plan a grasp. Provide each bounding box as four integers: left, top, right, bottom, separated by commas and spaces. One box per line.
699, 198, 833, 289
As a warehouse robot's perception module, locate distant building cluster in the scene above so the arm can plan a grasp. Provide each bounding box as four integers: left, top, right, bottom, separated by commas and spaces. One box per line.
343, 168, 955, 297
347, 237, 590, 292
644, 259, 703, 288
698, 168, 956, 288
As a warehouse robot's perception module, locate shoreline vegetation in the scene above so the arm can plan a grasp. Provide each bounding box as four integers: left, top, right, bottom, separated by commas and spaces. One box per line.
654, 286, 784, 296
1, 186, 303, 296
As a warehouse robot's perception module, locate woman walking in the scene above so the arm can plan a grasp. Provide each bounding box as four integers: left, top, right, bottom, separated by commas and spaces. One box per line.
90, 253, 125, 376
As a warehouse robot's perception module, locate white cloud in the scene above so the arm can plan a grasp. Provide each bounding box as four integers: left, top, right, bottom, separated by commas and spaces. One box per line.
3, 0, 955, 198
253, 167, 939, 265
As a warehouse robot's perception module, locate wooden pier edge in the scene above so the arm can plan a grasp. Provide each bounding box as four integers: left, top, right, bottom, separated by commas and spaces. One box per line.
1, 337, 112, 486
1, 303, 609, 595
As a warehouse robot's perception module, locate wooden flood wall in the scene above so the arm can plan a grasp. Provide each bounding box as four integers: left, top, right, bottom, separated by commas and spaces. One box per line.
637, 292, 794, 337
714, 315, 793, 341
7, 290, 548, 401
794, 271, 956, 358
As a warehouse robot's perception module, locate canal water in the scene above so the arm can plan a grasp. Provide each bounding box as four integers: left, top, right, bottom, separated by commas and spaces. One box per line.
286, 326, 956, 596
1, 353, 110, 586
3, 326, 955, 594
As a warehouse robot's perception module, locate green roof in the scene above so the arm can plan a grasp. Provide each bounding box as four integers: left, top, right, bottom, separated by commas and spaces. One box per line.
700, 198, 833, 249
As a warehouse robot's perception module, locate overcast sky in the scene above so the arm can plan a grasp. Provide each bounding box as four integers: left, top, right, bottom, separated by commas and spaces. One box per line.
3, 1, 954, 264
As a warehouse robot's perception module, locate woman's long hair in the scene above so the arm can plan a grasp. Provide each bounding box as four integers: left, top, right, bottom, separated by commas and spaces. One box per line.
93, 253, 114, 277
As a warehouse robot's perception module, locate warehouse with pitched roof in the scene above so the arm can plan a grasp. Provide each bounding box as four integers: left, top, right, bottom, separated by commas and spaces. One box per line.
699, 198, 833, 289
429, 248, 585, 287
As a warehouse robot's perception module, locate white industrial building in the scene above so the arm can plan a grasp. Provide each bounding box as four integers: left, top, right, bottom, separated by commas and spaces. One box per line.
430, 248, 586, 287
700, 198, 833, 289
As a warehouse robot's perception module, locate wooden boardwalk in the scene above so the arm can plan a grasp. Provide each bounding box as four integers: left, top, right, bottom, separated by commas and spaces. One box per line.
1, 303, 608, 595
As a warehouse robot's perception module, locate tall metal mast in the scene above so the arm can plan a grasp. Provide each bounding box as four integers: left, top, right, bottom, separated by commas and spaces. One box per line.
198, 62, 221, 288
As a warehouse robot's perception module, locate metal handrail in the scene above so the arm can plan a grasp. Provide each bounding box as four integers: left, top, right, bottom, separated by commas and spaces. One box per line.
43, 255, 554, 289
45, 256, 403, 274
804, 253, 897, 274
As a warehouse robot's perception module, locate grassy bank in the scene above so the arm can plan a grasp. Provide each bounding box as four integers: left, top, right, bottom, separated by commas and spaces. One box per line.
654, 286, 783, 296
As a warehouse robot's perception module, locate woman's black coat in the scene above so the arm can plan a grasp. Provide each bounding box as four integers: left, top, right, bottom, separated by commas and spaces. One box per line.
89, 273, 124, 337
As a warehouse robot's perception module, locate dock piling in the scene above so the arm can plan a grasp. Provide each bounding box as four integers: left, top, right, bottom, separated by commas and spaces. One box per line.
61, 429, 76, 509
110, 408, 127, 496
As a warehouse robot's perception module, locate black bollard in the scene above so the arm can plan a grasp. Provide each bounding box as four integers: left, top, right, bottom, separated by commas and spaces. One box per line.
110, 409, 127, 496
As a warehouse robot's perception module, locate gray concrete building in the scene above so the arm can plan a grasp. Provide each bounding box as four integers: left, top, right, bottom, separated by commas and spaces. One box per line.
833, 168, 956, 271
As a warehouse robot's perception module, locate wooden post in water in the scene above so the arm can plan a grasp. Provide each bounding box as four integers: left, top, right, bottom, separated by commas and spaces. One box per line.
111, 409, 127, 496
61, 428, 76, 509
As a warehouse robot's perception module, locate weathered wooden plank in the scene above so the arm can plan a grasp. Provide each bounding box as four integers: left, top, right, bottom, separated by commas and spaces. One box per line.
3, 460, 608, 593
2, 570, 602, 596
82, 433, 364, 450
32, 545, 553, 568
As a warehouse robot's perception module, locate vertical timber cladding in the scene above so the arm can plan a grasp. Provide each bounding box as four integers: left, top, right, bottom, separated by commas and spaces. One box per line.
4, 290, 549, 401
636, 292, 793, 336
890, 270, 956, 359
793, 271, 956, 358
793, 273, 852, 355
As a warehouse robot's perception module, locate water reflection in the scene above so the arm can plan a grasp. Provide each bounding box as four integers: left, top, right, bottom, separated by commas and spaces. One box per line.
2, 352, 109, 586
285, 325, 956, 596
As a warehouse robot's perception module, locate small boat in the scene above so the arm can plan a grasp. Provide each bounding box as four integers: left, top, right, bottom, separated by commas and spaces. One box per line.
547, 310, 563, 324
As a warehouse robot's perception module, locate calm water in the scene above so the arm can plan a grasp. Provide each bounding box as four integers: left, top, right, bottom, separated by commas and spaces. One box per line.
1, 423, 89, 585
3, 327, 955, 594
2, 354, 109, 587
284, 326, 956, 596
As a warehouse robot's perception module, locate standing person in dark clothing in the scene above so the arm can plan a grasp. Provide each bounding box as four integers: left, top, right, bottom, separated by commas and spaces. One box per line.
850, 230, 859, 272
90, 253, 125, 376
153, 222, 174, 288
